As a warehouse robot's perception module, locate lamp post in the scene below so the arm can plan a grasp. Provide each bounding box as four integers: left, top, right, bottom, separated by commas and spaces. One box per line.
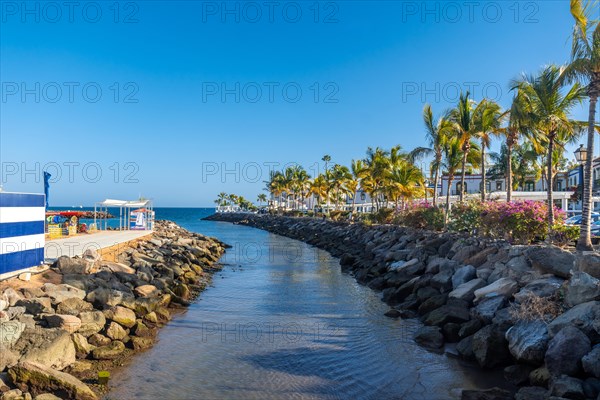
574, 144, 588, 209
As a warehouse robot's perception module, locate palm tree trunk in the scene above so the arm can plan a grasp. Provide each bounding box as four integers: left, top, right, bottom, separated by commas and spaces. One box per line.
577, 94, 597, 251
506, 138, 513, 202
460, 151, 468, 203
547, 134, 555, 229
433, 156, 440, 207
445, 174, 454, 227
481, 142, 486, 202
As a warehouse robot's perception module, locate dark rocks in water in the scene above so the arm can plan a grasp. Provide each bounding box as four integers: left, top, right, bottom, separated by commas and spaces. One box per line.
418, 294, 447, 315
459, 319, 482, 339
460, 387, 512, 400
442, 322, 462, 343
472, 325, 511, 368
457, 335, 475, 360
545, 326, 591, 377
383, 309, 401, 318
424, 304, 470, 326
414, 326, 444, 350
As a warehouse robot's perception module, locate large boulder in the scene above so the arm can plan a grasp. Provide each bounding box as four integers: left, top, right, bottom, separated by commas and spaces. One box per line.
14, 328, 76, 371
52, 256, 89, 275
564, 271, 600, 307
575, 252, 600, 279
8, 361, 97, 400
15, 298, 53, 315
471, 295, 506, 324
526, 246, 574, 278
42, 315, 80, 336
388, 259, 424, 276
85, 288, 132, 309
473, 278, 518, 303
472, 325, 511, 368
449, 279, 486, 302
77, 311, 106, 337
103, 306, 136, 328
105, 321, 128, 341
545, 326, 591, 377
414, 326, 444, 350
424, 303, 471, 326
71, 334, 95, 358
548, 375, 585, 399
452, 265, 477, 289
547, 301, 600, 341
56, 298, 93, 316
41, 284, 85, 305
514, 276, 565, 303
505, 321, 549, 364
582, 345, 600, 378
91, 340, 125, 360
514, 386, 547, 400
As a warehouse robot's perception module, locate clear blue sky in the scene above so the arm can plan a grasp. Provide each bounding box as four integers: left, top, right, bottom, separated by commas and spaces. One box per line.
0, 0, 590, 206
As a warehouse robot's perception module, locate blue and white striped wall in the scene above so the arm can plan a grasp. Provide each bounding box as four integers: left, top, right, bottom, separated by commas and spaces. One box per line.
0, 192, 45, 275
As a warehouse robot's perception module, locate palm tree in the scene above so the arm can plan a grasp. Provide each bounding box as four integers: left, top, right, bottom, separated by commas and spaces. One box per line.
363, 147, 391, 210
329, 164, 352, 210
257, 193, 267, 207
410, 105, 452, 207
513, 65, 585, 227
448, 92, 478, 202
214, 192, 228, 207
310, 174, 328, 211
474, 99, 505, 201
349, 159, 366, 213
322, 155, 332, 212
563, 0, 600, 250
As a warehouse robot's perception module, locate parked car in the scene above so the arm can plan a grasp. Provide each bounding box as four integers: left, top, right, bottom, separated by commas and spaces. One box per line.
565, 213, 600, 226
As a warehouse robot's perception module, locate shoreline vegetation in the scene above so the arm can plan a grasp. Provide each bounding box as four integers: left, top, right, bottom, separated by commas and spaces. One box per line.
0, 220, 226, 400
205, 212, 600, 400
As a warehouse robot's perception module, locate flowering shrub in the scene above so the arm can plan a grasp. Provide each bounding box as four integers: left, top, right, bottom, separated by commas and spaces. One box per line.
448, 201, 483, 233
550, 223, 579, 248
397, 203, 444, 230
479, 200, 562, 244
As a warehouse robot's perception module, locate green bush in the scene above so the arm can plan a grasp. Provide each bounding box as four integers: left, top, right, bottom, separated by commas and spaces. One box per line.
448, 201, 483, 233
397, 205, 444, 230
550, 224, 579, 247
330, 210, 351, 221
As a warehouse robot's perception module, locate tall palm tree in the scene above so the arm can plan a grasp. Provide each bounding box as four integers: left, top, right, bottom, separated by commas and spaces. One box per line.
310, 174, 328, 211
448, 92, 478, 202
513, 65, 585, 227
257, 193, 267, 207
349, 159, 366, 214
329, 164, 352, 210
474, 99, 505, 201
322, 155, 332, 212
564, 0, 600, 250
363, 147, 391, 210
410, 105, 452, 207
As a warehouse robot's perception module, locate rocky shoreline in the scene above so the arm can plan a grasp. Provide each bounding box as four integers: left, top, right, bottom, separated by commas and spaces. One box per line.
0, 220, 226, 400
205, 213, 600, 400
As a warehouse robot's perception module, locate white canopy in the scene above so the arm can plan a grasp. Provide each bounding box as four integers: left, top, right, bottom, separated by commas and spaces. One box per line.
98, 199, 151, 208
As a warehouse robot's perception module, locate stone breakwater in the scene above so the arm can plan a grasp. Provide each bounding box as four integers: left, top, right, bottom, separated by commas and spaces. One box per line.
205, 213, 600, 400
0, 220, 226, 400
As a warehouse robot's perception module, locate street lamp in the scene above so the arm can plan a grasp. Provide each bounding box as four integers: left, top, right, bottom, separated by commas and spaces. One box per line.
574, 144, 588, 209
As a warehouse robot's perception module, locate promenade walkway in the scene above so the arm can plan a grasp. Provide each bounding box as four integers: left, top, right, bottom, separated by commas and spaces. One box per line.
45, 230, 152, 262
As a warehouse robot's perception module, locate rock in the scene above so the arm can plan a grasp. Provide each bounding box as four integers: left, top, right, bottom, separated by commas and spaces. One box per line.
464, 247, 498, 268
82, 249, 101, 273
449, 279, 487, 302
1, 389, 24, 400
15, 299, 53, 315
514, 386, 547, 400
131, 320, 154, 338
506, 255, 531, 273
564, 272, 600, 307
452, 266, 477, 290
575, 252, 600, 279
547, 301, 600, 341
414, 326, 444, 349
505, 321, 549, 364
514, 276, 565, 303
41, 284, 85, 305
418, 294, 447, 315
457, 335, 475, 360
2, 288, 23, 307
460, 387, 512, 400
52, 256, 90, 275
452, 245, 480, 264
431, 268, 455, 292
384, 309, 401, 318
472, 325, 511, 368
103, 306, 136, 328
583, 377, 600, 398
526, 246, 575, 278
91, 340, 125, 360
71, 334, 95, 358
105, 322, 128, 341
545, 326, 591, 377
77, 311, 106, 337
87, 334, 111, 347
85, 288, 131, 309
0, 344, 21, 371
56, 298, 92, 316
14, 328, 76, 371
5, 306, 26, 320
473, 278, 518, 303
504, 364, 534, 385
34, 394, 62, 400
529, 366, 551, 387
68, 360, 92, 374
471, 295, 506, 324
134, 285, 160, 298
43, 315, 81, 334
388, 259, 424, 275
442, 323, 461, 342
130, 336, 153, 351
8, 361, 97, 400
0, 321, 25, 346
549, 375, 585, 400
582, 345, 600, 378
100, 261, 135, 274
459, 319, 482, 339
424, 303, 471, 326
173, 284, 191, 301
143, 312, 158, 324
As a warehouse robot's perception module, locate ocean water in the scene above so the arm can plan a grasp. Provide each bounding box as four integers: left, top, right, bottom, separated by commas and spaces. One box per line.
106, 208, 508, 400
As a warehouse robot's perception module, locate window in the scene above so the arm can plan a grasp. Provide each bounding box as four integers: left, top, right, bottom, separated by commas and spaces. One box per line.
556, 181, 563, 191
525, 181, 534, 191
496, 181, 502, 191
360, 193, 366, 200
486, 181, 491, 192
456, 182, 467, 194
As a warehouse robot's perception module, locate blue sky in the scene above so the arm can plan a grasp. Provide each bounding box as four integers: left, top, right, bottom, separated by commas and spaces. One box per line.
0, 0, 591, 206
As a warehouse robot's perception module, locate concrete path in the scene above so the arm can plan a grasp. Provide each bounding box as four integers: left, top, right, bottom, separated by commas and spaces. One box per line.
45, 230, 152, 261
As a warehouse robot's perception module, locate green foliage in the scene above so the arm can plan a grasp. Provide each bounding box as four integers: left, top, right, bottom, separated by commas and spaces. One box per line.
448, 201, 483, 233
396, 204, 444, 230
329, 210, 352, 221
550, 224, 580, 247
